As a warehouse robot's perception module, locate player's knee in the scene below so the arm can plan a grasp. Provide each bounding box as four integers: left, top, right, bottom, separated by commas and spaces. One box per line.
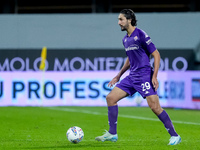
106, 94, 112, 103
149, 105, 157, 112
149, 104, 162, 115
106, 94, 116, 106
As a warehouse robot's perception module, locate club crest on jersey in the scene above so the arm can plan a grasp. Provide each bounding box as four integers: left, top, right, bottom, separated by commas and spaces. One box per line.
134, 36, 138, 41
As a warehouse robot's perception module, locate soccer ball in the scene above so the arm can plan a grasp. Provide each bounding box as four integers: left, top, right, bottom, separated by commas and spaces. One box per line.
66, 126, 84, 144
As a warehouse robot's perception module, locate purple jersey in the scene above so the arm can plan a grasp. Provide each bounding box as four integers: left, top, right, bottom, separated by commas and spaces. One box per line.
122, 28, 156, 76
116, 28, 157, 98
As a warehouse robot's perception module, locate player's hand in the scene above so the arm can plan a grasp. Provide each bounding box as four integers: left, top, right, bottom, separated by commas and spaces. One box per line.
108, 76, 120, 88
152, 76, 159, 91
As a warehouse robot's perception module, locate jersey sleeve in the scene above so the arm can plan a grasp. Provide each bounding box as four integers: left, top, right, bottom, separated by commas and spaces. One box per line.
140, 30, 156, 54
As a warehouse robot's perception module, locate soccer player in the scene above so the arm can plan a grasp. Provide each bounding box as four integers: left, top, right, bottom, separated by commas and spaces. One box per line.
95, 9, 181, 145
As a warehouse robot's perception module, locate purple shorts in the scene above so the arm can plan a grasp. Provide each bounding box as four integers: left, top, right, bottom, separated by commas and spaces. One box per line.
116, 72, 157, 98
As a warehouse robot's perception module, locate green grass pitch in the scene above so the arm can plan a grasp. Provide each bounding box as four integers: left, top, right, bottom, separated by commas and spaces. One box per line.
0, 106, 200, 150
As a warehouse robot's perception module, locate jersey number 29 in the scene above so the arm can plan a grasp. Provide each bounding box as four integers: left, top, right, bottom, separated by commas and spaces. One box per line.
141, 82, 151, 91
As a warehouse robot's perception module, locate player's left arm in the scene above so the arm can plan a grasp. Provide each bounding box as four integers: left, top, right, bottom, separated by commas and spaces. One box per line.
151, 49, 160, 91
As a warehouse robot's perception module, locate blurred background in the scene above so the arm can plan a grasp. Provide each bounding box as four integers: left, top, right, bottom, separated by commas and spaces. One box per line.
0, 0, 200, 13
0, 0, 200, 109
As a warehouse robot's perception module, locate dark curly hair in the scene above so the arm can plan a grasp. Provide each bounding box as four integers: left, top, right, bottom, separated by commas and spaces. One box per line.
120, 9, 137, 26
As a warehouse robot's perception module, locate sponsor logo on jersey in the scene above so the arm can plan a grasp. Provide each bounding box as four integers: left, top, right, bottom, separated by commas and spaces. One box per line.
125, 44, 139, 51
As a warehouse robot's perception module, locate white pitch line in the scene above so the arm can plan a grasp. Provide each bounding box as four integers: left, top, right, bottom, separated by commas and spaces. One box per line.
46, 107, 200, 126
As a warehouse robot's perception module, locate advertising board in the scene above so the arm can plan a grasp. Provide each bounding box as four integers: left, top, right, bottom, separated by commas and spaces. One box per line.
0, 49, 195, 71
0, 71, 199, 109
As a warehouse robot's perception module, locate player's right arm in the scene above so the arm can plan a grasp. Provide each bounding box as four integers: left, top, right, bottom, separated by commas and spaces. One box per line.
108, 57, 130, 87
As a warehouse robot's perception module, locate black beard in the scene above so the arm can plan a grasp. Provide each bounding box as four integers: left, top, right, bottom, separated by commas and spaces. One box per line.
120, 25, 128, 31
121, 28, 127, 31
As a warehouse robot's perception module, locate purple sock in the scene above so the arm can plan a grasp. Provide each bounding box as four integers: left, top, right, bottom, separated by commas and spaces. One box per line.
158, 110, 178, 137
108, 105, 118, 135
